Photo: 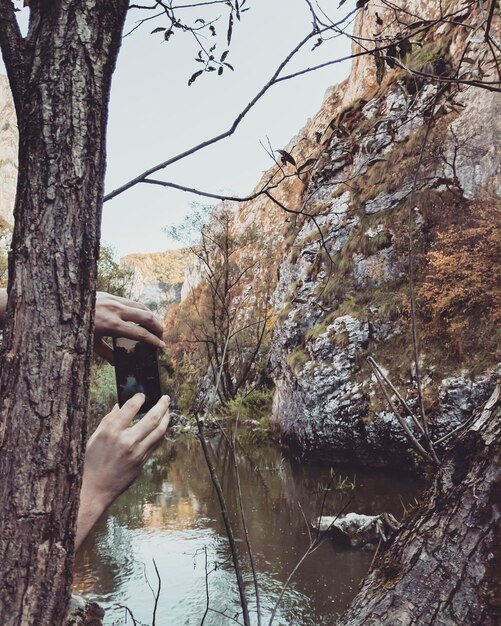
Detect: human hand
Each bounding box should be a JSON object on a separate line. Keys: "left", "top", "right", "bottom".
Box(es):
{"left": 93, "top": 292, "right": 165, "bottom": 363}
{"left": 83, "top": 393, "right": 170, "bottom": 507}
{"left": 76, "top": 394, "right": 170, "bottom": 550}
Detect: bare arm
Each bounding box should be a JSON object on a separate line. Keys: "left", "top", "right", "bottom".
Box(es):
{"left": 0, "top": 289, "right": 166, "bottom": 360}
{"left": 76, "top": 393, "right": 170, "bottom": 551}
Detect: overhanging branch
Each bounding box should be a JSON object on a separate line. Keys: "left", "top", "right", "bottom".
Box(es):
{"left": 103, "top": 27, "right": 318, "bottom": 202}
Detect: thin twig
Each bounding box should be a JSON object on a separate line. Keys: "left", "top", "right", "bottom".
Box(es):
{"left": 297, "top": 500, "right": 313, "bottom": 545}
{"left": 484, "top": 0, "right": 497, "bottom": 41}
{"left": 406, "top": 96, "right": 440, "bottom": 464}
{"left": 114, "top": 604, "right": 139, "bottom": 626}
{"left": 267, "top": 493, "right": 354, "bottom": 626}
{"left": 208, "top": 607, "right": 244, "bottom": 624}
{"left": 368, "top": 537, "right": 383, "bottom": 573}
{"left": 196, "top": 417, "right": 251, "bottom": 626}
{"left": 232, "top": 396, "right": 262, "bottom": 626}
{"left": 200, "top": 546, "right": 210, "bottom": 626}
{"left": 367, "top": 358, "right": 434, "bottom": 463}
{"left": 367, "top": 357, "right": 425, "bottom": 436}
{"left": 151, "top": 558, "right": 161, "bottom": 626}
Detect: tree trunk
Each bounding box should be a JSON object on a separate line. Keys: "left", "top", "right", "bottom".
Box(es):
{"left": 0, "top": 2, "right": 128, "bottom": 625}
{"left": 338, "top": 385, "right": 500, "bottom": 626}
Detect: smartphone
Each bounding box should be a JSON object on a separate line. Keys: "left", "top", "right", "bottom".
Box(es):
{"left": 113, "top": 337, "right": 162, "bottom": 413}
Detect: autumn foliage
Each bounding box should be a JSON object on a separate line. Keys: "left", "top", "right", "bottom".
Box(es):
{"left": 419, "top": 204, "right": 500, "bottom": 358}
{"left": 164, "top": 205, "right": 272, "bottom": 411}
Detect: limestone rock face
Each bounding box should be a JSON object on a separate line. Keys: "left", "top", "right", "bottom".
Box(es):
{"left": 342, "top": 0, "right": 444, "bottom": 106}
{"left": 0, "top": 75, "right": 17, "bottom": 226}
{"left": 121, "top": 249, "right": 191, "bottom": 317}
{"left": 180, "top": 252, "right": 204, "bottom": 302}
{"left": 170, "top": 0, "right": 500, "bottom": 467}
{"left": 266, "top": 1, "right": 500, "bottom": 466}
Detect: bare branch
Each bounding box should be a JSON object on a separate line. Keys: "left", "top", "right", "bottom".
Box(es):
{"left": 113, "top": 604, "right": 140, "bottom": 626}
{"left": 200, "top": 546, "right": 210, "bottom": 626}
{"left": 367, "top": 357, "right": 425, "bottom": 437}
{"left": 151, "top": 558, "right": 161, "bottom": 626}
{"left": 383, "top": 54, "right": 501, "bottom": 92}
{"left": 196, "top": 417, "right": 251, "bottom": 626}
{"left": 367, "top": 357, "right": 435, "bottom": 464}
{"left": 484, "top": 0, "right": 497, "bottom": 41}
{"left": 231, "top": 396, "right": 262, "bottom": 626}
{"left": 104, "top": 25, "right": 326, "bottom": 202}
{"left": 268, "top": 491, "right": 355, "bottom": 626}
{"left": 0, "top": 0, "right": 27, "bottom": 111}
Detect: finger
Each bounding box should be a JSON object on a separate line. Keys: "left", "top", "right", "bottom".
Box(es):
{"left": 130, "top": 395, "right": 170, "bottom": 442}
{"left": 94, "top": 337, "right": 115, "bottom": 365}
{"left": 117, "top": 320, "right": 165, "bottom": 349}
{"left": 96, "top": 291, "right": 149, "bottom": 312}
{"left": 101, "top": 402, "right": 120, "bottom": 425}
{"left": 114, "top": 393, "right": 146, "bottom": 429}
{"left": 102, "top": 293, "right": 149, "bottom": 312}
{"left": 120, "top": 306, "right": 164, "bottom": 340}
{"left": 140, "top": 412, "right": 170, "bottom": 459}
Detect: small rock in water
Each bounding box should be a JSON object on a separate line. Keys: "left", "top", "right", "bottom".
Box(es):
{"left": 312, "top": 512, "right": 400, "bottom": 550}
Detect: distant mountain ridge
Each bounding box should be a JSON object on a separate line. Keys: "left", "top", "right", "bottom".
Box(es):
{"left": 0, "top": 74, "right": 192, "bottom": 318}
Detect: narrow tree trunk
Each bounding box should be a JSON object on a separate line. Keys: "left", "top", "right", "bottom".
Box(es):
{"left": 0, "top": 2, "right": 128, "bottom": 625}
{"left": 338, "top": 385, "right": 500, "bottom": 626}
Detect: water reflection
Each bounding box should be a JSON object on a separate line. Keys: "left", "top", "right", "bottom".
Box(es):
{"left": 74, "top": 434, "right": 422, "bottom": 625}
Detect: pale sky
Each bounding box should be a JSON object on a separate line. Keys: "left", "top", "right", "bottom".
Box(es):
{"left": 1, "top": 1, "right": 353, "bottom": 258}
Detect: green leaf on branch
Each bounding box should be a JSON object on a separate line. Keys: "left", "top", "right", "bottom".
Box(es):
{"left": 188, "top": 70, "right": 204, "bottom": 86}
{"left": 227, "top": 13, "right": 233, "bottom": 45}
{"left": 277, "top": 150, "right": 297, "bottom": 167}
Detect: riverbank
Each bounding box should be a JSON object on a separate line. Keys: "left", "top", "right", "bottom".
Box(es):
{"left": 74, "top": 432, "right": 423, "bottom": 625}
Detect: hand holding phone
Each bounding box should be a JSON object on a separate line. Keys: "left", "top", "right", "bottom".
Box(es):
{"left": 113, "top": 337, "right": 162, "bottom": 413}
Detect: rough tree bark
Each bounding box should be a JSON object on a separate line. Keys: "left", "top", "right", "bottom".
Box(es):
{"left": 338, "top": 385, "right": 500, "bottom": 626}
{"left": 0, "top": 2, "right": 128, "bottom": 625}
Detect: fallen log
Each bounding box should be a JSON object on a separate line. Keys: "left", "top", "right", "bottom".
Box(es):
{"left": 338, "top": 384, "right": 500, "bottom": 626}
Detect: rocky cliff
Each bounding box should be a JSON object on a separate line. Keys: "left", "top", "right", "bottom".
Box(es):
{"left": 0, "top": 74, "right": 17, "bottom": 227}
{"left": 177, "top": 0, "right": 500, "bottom": 467}
{"left": 267, "top": 1, "right": 500, "bottom": 466}
{"left": 1, "top": 1, "right": 499, "bottom": 469}
{"left": 121, "top": 249, "right": 191, "bottom": 315}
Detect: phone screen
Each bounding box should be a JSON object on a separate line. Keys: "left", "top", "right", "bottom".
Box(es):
{"left": 113, "top": 337, "right": 162, "bottom": 413}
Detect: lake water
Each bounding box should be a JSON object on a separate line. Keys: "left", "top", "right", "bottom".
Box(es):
{"left": 74, "top": 432, "right": 422, "bottom": 626}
